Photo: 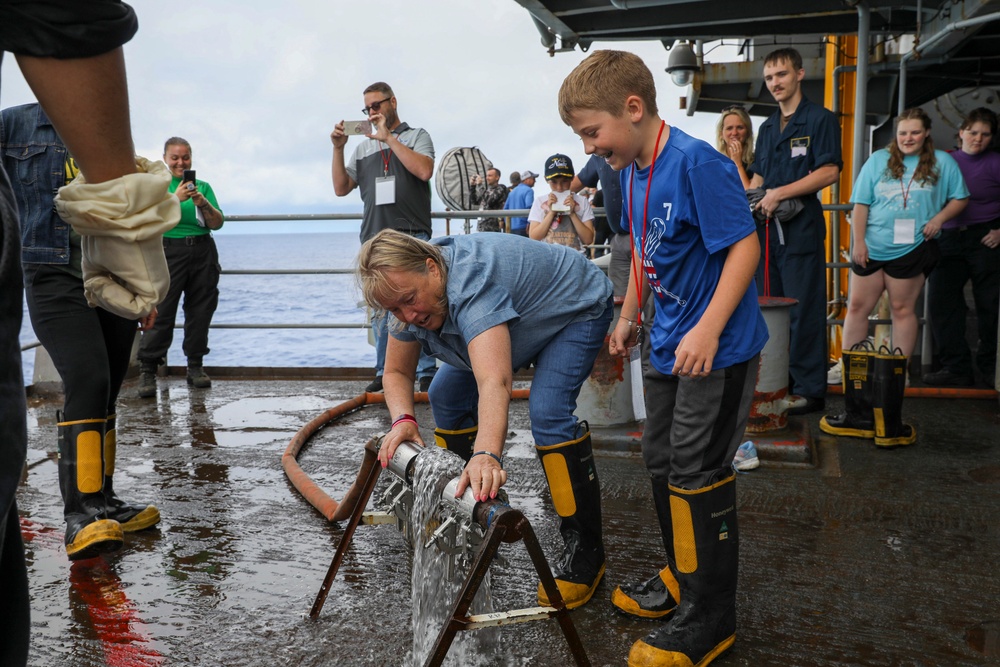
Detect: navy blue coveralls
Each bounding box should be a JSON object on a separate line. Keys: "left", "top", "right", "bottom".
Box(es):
{"left": 752, "top": 96, "right": 842, "bottom": 400}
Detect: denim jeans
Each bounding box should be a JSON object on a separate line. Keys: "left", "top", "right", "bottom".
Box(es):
{"left": 372, "top": 230, "right": 436, "bottom": 380}
{"left": 427, "top": 299, "right": 613, "bottom": 446}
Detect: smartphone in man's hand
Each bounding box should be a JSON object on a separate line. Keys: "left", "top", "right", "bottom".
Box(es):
{"left": 343, "top": 120, "right": 372, "bottom": 136}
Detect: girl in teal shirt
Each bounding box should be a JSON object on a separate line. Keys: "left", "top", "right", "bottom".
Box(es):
{"left": 844, "top": 108, "right": 968, "bottom": 359}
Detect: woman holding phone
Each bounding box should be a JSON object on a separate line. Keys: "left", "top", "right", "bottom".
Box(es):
{"left": 136, "top": 137, "right": 224, "bottom": 398}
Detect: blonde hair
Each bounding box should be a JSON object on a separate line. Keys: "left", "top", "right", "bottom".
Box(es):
{"left": 885, "top": 108, "right": 938, "bottom": 186}
{"left": 356, "top": 229, "right": 448, "bottom": 320}
{"left": 558, "top": 50, "right": 657, "bottom": 124}
{"left": 715, "top": 108, "right": 755, "bottom": 168}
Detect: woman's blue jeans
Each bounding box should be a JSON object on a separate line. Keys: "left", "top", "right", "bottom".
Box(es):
{"left": 427, "top": 300, "right": 613, "bottom": 446}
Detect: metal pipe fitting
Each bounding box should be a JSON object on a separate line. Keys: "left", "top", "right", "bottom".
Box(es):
{"left": 386, "top": 440, "right": 422, "bottom": 483}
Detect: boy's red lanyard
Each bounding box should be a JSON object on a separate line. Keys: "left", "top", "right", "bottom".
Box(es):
{"left": 627, "top": 120, "right": 666, "bottom": 330}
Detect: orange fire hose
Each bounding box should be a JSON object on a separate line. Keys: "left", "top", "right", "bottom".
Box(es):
{"left": 283, "top": 389, "right": 531, "bottom": 521}
{"left": 825, "top": 385, "right": 998, "bottom": 399}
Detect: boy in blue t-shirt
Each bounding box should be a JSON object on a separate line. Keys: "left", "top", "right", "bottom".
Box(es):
{"left": 559, "top": 50, "right": 768, "bottom": 667}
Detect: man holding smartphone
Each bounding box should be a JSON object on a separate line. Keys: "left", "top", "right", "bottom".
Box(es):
{"left": 330, "top": 82, "right": 437, "bottom": 393}
{"left": 137, "top": 137, "right": 224, "bottom": 397}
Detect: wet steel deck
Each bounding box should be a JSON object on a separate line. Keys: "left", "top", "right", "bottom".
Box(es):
{"left": 18, "top": 373, "right": 1000, "bottom": 666}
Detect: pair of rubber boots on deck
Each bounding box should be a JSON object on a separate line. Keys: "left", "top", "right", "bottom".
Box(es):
{"left": 614, "top": 474, "right": 739, "bottom": 667}
{"left": 58, "top": 414, "right": 161, "bottom": 560}
{"left": 435, "top": 423, "right": 605, "bottom": 610}
{"left": 819, "top": 342, "right": 916, "bottom": 447}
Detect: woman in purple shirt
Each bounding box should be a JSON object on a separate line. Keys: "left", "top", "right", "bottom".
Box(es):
{"left": 926, "top": 108, "right": 1000, "bottom": 388}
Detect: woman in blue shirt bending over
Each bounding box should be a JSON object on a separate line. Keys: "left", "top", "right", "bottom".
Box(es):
{"left": 357, "top": 229, "right": 613, "bottom": 610}
{"left": 821, "top": 108, "right": 968, "bottom": 447}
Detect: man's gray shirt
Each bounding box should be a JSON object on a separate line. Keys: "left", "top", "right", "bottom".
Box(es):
{"left": 346, "top": 122, "right": 434, "bottom": 242}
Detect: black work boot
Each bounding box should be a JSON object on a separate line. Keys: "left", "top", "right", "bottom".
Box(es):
{"left": 186, "top": 362, "right": 211, "bottom": 389}
{"left": 433, "top": 426, "right": 476, "bottom": 463}
{"left": 57, "top": 416, "right": 123, "bottom": 560}
{"left": 137, "top": 361, "right": 157, "bottom": 399}
{"left": 535, "top": 424, "right": 605, "bottom": 609}
{"left": 628, "top": 474, "right": 739, "bottom": 667}
{"left": 872, "top": 347, "right": 916, "bottom": 447}
{"left": 613, "top": 479, "right": 680, "bottom": 619}
{"left": 103, "top": 415, "right": 161, "bottom": 532}
{"left": 820, "top": 341, "right": 876, "bottom": 439}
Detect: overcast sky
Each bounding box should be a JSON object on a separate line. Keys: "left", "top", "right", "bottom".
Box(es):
{"left": 0, "top": 0, "right": 730, "bottom": 233}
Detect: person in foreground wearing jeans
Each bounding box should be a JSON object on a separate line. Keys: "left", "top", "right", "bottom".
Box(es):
{"left": 358, "top": 229, "right": 613, "bottom": 611}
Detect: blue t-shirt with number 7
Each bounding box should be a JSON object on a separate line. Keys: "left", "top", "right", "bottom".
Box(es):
{"left": 621, "top": 126, "right": 768, "bottom": 375}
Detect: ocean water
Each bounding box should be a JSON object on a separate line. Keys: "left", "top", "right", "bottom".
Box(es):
{"left": 18, "top": 231, "right": 377, "bottom": 383}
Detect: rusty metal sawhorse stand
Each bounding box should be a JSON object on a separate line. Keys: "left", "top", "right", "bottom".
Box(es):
{"left": 307, "top": 437, "right": 591, "bottom": 667}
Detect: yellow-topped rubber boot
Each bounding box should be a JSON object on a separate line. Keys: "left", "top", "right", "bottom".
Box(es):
{"left": 613, "top": 566, "right": 681, "bottom": 619}
{"left": 628, "top": 474, "right": 738, "bottom": 667}
{"left": 872, "top": 347, "right": 917, "bottom": 447}
{"left": 535, "top": 425, "right": 605, "bottom": 610}
{"left": 57, "top": 417, "right": 124, "bottom": 561}
{"left": 104, "top": 415, "right": 160, "bottom": 532}
{"left": 433, "top": 425, "right": 477, "bottom": 463}
{"left": 820, "top": 341, "right": 876, "bottom": 439}
{"left": 613, "top": 480, "right": 680, "bottom": 619}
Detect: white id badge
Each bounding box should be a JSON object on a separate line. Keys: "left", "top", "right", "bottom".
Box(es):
{"left": 893, "top": 218, "right": 916, "bottom": 245}
{"left": 375, "top": 176, "right": 396, "bottom": 206}
{"left": 630, "top": 346, "right": 646, "bottom": 421}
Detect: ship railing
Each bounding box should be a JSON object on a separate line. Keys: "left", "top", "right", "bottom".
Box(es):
{"left": 17, "top": 204, "right": 922, "bottom": 358}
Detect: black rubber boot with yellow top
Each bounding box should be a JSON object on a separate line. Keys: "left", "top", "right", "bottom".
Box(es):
{"left": 628, "top": 473, "right": 738, "bottom": 667}
{"left": 872, "top": 347, "right": 917, "bottom": 447}
{"left": 535, "top": 424, "right": 605, "bottom": 610}
{"left": 104, "top": 415, "right": 161, "bottom": 532}
{"left": 613, "top": 480, "right": 680, "bottom": 619}
{"left": 820, "top": 341, "right": 876, "bottom": 439}
{"left": 433, "top": 425, "right": 476, "bottom": 463}
{"left": 57, "top": 416, "right": 123, "bottom": 560}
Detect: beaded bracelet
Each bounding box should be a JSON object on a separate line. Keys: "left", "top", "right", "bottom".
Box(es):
{"left": 391, "top": 413, "right": 417, "bottom": 429}
{"left": 470, "top": 450, "right": 503, "bottom": 467}
{"left": 620, "top": 316, "right": 641, "bottom": 332}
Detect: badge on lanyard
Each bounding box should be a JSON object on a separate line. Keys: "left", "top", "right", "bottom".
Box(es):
{"left": 376, "top": 176, "right": 396, "bottom": 206}
{"left": 893, "top": 218, "right": 916, "bottom": 244}
{"left": 629, "top": 343, "right": 646, "bottom": 421}
{"left": 790, "top": 136, "right": 809, "bottom": 158}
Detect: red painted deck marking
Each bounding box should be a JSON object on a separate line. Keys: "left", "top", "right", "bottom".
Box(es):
{"left": 21, "top": 518, "right": 165, "bottom": 666}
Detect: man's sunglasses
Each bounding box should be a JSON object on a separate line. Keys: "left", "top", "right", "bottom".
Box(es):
{"left": 362, "top": 97, "right": 392, "bottom": 116}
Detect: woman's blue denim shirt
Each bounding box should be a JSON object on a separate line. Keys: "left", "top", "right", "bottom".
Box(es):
{"left": 0, "top": 103, "right": 70, "bottom": 265}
